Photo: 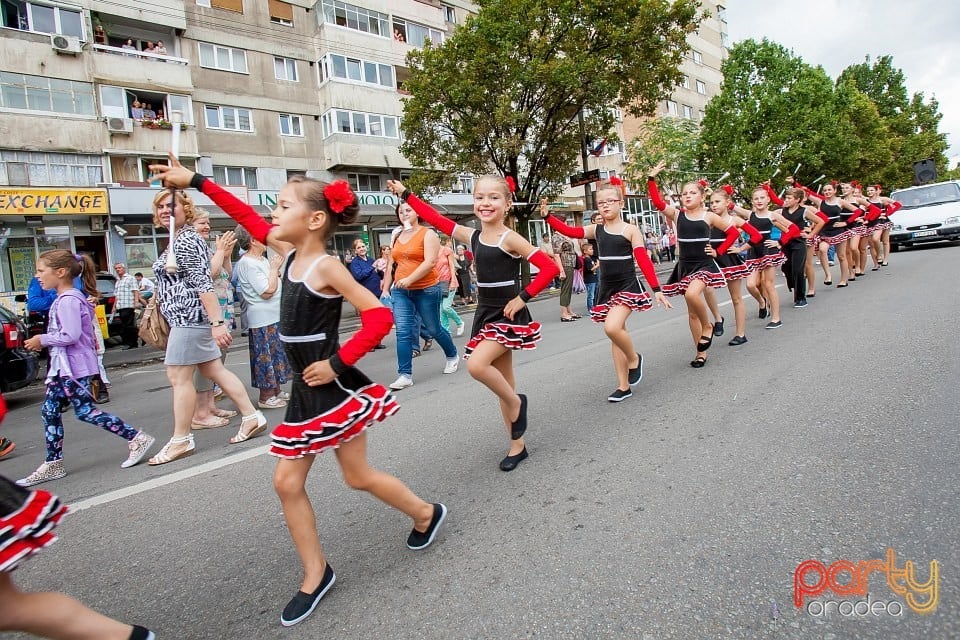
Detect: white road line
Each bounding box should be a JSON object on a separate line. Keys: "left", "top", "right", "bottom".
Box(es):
{"left": 70, "top": 444, "right": 270, "bottom": 512}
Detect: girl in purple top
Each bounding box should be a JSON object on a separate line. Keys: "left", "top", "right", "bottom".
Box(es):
{"left": 16, "top": 251, "right": 155, "bottom": 487}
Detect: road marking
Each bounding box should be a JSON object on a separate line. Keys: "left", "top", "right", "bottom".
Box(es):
{"left": 70, "top": 444, "right": 270, "bottom": 512}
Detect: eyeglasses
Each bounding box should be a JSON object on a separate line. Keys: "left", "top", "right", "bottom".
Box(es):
{"left": 596, "top": 199, "right": 621, "bottom": 208}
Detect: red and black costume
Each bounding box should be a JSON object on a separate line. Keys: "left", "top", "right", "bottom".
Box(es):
{"left": 709, "top": 219, "right": 751, "bottom": 281}
{"left": 745, "top": 212, "right": 787, "bottom": 271}
{"left": 662, "top": 212, "right": 728, "bottom": 296}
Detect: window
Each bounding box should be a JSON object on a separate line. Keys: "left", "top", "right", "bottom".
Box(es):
{"left": 721, "top": 31, "right": 730, "bottom": 49}
{"left": 611, "top": 107, "right": 623, "bottom": 122}
{"left": 665, "top": 100, "right": 678, "bottom": 117}
{"left": 682, "top": 104, "right": 693, "bottom": 119}
{"left": 717, "top": 5, "right": 726, "bottom": 22}
{"left": 320, "top": 0, "right": 388, "bottom": 37}
{"left": 274, "top": 56, "right": 298, "bottom": 81}
{"left": 696, "top": 79, "right": 707, "bottom": 95}
{"left": 0, "top": 150, "right": 102, "bottom": 186}
{"left": 692, "top": 50, "right": 703, "bottom": 65}
{"left": 321, "top": 109, "right": 399, "bottom": 139}
{"left": 198, "top": 43, "right": 248, "bottom": 73}
{"left": 698, "top": 110, "right": 705, "bottom": 121}
{"left": 211, "top": 0, "right": 242, "bottom": 12}
{"left": 167, "top": 94, "right": 194, "bottom": 125}
{"left": 98, "top": 86, "right": 193, "bottom": 124}
{"left": 0, "top": 72, "right": 94, "bottom": 115}
{"left": 279, "top": 113, "right": 302, "bottom": 136}
{"left": 442, "top": 4, "right": 455, "bottom": 23}
{"left": 320, "top": 53, "right": 394, "bottom": 88}
{"left": 392, "top": 18, "right": 443, "bottom": 47}
{"left": 205, "top": 105, "right": 253, "bottom": 131}
{"left": 1, "top": 1, "right": 84, "bottom": 38}
{"left": 268, "top": 0, "right": 293, "bottom": 25}
{"left": 347, "top": 173, "right": 381, "bottom": 192}
{"left": 196, "top": 0, "right": 210, "bottom": 6}
{"left": 212, "top": 166, "right": 257, "bottom": 188}
{"left": 680, "top": 75, "right": 690, "bottom": 89}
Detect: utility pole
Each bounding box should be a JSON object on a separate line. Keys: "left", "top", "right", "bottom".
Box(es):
{"left": 577, "top": 110, "right": 594, "bottom": 213}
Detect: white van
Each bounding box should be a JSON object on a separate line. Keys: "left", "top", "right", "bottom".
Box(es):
{"left": 889, "top": 181, "right": 960, "bottom": 251}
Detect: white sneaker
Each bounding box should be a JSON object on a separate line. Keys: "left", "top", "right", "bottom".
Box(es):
{"left": 389, "top": 375, "right": 413, "bottom": 390}
{"left": 258, "top": 395, "right": 289, "bottom": 409}
{"left": 17, "top": 460, "right": 66, "bottom": 487}
{"left": 122, "top": 431, "right": 155, "bottom": 468}
{"left": 456, "top": 323, "right": 465, "bottom": 337}
{"left": 443, "top": 357, "right": 460, "bottom": 374}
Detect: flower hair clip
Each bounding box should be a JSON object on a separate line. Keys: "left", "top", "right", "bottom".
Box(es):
{"left": 323, "top": 180, "right": 356, "bottom": 215}
{"left": 721, "top": 184, "right": 734, "bottom": 196}
{"left": 504, "top": 176, "right": 517, "bottom": 194}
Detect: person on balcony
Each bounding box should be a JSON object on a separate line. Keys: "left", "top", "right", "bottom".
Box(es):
{"left": 144, "top": 41, "right": 157, "bottom": 55}
{"left": 121, "top": 39, "right": 137, "bottom": 56}
{"left": 130, "top": 100, "right": 144, "bottom": 120}
{"left": 142, "top": 103, "right": 156, "bottom": 120}
{"left": 155, "top": 40, "right": 168, "bottom": 56}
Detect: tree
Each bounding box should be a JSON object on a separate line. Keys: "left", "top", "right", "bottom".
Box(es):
{"left": 833, "top": 81, "right": 895, "bottom": 185}
{"left": 699, "top": 39, "right": 854, "bottom": 193}
{"left": 837, "top": 55, "right": 949, "bottom": 187}
{"left": 622, "top": 116, "right": 702, "bottom": 197}
{"left": 400, "top": 0, "right": 703, "bottom": 232}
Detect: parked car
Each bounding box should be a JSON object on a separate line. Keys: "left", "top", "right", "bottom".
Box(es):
{"left": 95, "top": 272, "right": 117, "bottom": 314}
{"left": 0, "top": 303, "right": 40, "bottom": 392}
{"left": 889, "top": 181, "right": 960, "bottom": 251}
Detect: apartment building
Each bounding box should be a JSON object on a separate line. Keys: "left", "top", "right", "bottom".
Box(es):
{"left": 0, "top": 0, "right": 475, "bottom": 295}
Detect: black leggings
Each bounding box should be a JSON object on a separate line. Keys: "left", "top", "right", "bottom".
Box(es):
{"left": 781, "top": 241, "right": 808, "bottom": 302}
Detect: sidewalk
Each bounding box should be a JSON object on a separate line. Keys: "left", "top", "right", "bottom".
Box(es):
{"left": 102, "top": 261, "right": 677, "bottom": 370}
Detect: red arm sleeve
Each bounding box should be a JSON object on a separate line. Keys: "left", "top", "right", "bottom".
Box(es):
{"left": 646, "top": 178, "right": 668, "bottom": 211}
{"left": 779, "top": 224, "right": 801, "bottom": 246}
{"left": 864, "top": 204, "right": 883, "bottom": 222}
{"left": 741, "top": 222, "right": 763, "bottom": 245}
{"left": 332, "top": 306, "right": 394, "bottom": 373}
{"left": 197, "top": 177, "right": 273, "bottom": 244}
{"left": 545, "top": 214, "right": 585, "bottom": 238}
{"left": 846, "top": 206, "right": 864, "bottom": 223}
{"left": 815, "top": 211, "right": 829, "bottom": 223}
{"left": 402, "top": 191, "right": 456, "bottom": 236}
{"left": 632, "top": 246, "right": 661, "bottom": 291}
{"left": 764, "top": 183, "right": 784, "bottom": 207}
{"left": 521, "top": 249, "right": 560, "bottom": 302}
{"left": 886, "top": 201, "right": 902, "bottom": 216}
{"left": 716, "top": 224, "right": 742, "bottom": 255}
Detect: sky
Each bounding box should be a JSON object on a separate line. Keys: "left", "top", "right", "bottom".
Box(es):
{"left": 725, "top": 0, "right": 960, "bottom": 168}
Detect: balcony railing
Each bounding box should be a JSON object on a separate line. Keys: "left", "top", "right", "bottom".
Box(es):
{"left": 92, "top": 43, "right": 188, "bottom": 65}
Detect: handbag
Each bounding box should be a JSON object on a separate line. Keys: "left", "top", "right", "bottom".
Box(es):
{"left": 138, "top": 293, "right": 170, "bottom": 350}
{"left": 572, "top": 268, "right": 586, "bottom": 294}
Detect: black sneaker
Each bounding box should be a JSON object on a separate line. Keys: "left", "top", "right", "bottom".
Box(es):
{"left": 765, "top": 321, "right": 783, "bottom": 329}
{"left": 713, "top": 318, "right": 724, "bottom": 337}
{"left": 129, "top": 625, "right": 156, "bottom": 640}
{"left": 407, "top": 503, "right": 447, "bottom": 550}
{"left": 758, "top": 304, "right": 768, "bottom": 320}
{"left": 607, "top": 388, "right": 632, "bottom": 402}
{"left": 280, "top": 563, "right": 336, "bottom": 627}
{"left": 728, "top": 335, "right": 748, "bottom": 346}
{"left": 510, "top": 394, "right": 527, "bottom": 440}
{"left": 628, "top": 353, "right": 643, "bottom": 386}
{"left": 794, "top": 299, "right": 808, "bottom": 308}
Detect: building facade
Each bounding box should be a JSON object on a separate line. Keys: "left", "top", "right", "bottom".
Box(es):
{"left": 0, "top": 0, "right": 476, "bottom": 295}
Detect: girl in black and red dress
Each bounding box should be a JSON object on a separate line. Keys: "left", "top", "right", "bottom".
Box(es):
{"left": 386, "top": 176, "right": 559, "bottom": 472}
{"left": 705, "top": 186, "right": 752, "bottom": 345}
{"left": 540, "top": 179, "right": 671, "bottom": 402}
{"left": 797, "top": 181, "right": 866, "bottom": 288}
{"left": 646, "top": 164, "right": 762, "bottom": 367}
{"left": 150, "top": 157, "right": 446, "bottom": 628}
{"left": 732, "top": 187, "right": 788, "bottom": 328}
{"left": 767, "top": 186, "right": 826, "bottom": 308}
{"left": 864, "top": 184, "right": 902, "bottom": 270}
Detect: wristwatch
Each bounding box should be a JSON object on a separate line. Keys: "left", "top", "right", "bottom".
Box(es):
{"left": 210, "top": 320, "right": 225, "bottom": 327}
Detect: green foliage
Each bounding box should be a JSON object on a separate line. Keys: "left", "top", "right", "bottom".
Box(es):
{"left": 622, "top": 117, "right": 702, "bottom": 196}
{"left": 400, "top": 0, "right": 703, "bottom": 226}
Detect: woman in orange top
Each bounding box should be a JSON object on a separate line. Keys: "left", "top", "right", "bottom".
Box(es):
{"left": 381, "top": 202, "right": 459, "bottom": 390}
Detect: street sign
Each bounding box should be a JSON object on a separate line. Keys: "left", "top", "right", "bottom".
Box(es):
{"left": 569, "top": 169, "right": 600, "bottom": 188}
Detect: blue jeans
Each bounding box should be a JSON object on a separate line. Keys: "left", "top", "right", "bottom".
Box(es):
{"left": 827, "top": 245, "right": 837, "bottom": 262}
{"left": 392, "top": 284, "right": 457, "bottom": 376}
{"left": 585, "top": 281, "right": 598, "bottom": 312}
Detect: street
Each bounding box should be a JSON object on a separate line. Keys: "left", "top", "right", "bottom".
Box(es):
{"left": 2, "top": 245, "right": 958, "bottom": 639}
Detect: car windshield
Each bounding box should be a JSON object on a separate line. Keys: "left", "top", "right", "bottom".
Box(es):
{"left": 96, "top": 277, "right": 116, "bottom": 295}
{"left": 892, "top": 183, "right": 960, "bottom": 210}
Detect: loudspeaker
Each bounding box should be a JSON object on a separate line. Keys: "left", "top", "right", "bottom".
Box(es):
{"left": 913, "top": 159, "right": 937, "bottom": 185}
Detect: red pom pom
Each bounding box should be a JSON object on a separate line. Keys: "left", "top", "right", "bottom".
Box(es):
{"left": 323, "top": 180, "right": 356, "bottom": 215}
{"left": 609, "top": 175, "right": 623, "bottom": 186}
{"left": 721, "top": 184, "right": 734, "bottom": 196}
{"left": 504, "top": 176, "right": 517, "bottom": 194}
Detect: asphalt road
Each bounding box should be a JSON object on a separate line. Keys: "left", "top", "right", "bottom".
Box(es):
{"left": 2, "top": 245, "right": 957, "bottom": 639}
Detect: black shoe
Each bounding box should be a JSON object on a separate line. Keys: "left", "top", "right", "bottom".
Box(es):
{"left": 794, "top": 299, "right": 808, "bottom": 308}
{"left": 96, "top": 393, "right": 110, "bottom": 404}
{"left": 836, "top": 283, "right": 848, "bottom": 288}
{"left": 280, "top": 563, "right": 336, "bottom": 627}
{"left": 374, "top": 343, "right": 388, "bottom": 350}
{"left": 713, "top": 318, "right": 724, "bottom": 337}
{"left": 407, "top": 503, "right": 447, "bottom": 550}
{"left": 607, "top": 388, "right": 632, "bottom": 402}
{"left": 765, "top": 321, "right": 783, "bottom": 329}
{"left": 728, "top": 335, "right": 748, "bottom": 346}
{"left": 499, "top": 448, "right": 528, "bottom": 471}
{"left": 758, "top": 304, "right": 768, "bottom": 320}
{"left": 627, "top": 353, "right": 643, "bottom": 386}
{"left": 510, "top": 394, "right": 527, "bottom": 440}
{"left": 129, "top": 625, "right": 156, "bottom": 640}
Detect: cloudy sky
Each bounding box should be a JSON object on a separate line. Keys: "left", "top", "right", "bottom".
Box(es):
{"left": 725, "top": 0, "right": 960, "bottom": 166}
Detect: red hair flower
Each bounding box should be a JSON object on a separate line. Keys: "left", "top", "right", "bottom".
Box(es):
{"left": 323, "top": 180, "right": 356, "bottom": 215}
{"left": 698, "top": 179, "right": 709, "bottom": 188}
{"left": 721, "top": 184, "right": 734, "bottom": 196}
{"left": 505, "top": 176, "right": 517, "bottom": 194}
{"left": 850, "top": 179, "right": 861, "bottom": 188}
{"left": 609, "top": 175, "right": 623, "bottom": 186}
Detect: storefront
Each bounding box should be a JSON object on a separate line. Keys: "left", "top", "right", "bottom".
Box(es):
{"left": 0, "top": 188, "right": 111, "bottom": 303}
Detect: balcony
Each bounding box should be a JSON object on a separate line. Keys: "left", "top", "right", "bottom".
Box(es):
{"left": 321, "top": 135, "right": 407, "bottom": 172}
{"left": 90, "top": 44, "right": 192, "bottom": 90}
{"left": 88, "top": 0, "right": 187, "bottom": 31}
{"left": 106, "top": 119, "right": 199, "bottom": 157}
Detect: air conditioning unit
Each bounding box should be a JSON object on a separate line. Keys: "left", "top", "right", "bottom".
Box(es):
{"left": 50, "top": 34, "right": 82, "bottom": 54}
{"left": 106, "top": 117, "right": 134, "bottom": 134}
